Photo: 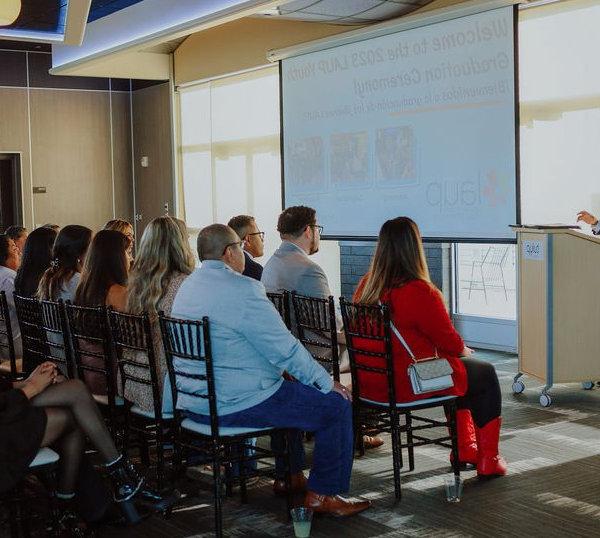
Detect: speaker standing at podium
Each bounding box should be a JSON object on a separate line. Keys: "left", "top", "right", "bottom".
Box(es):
{"left": 576, "top": 210, "right": 600, "bottom": 234}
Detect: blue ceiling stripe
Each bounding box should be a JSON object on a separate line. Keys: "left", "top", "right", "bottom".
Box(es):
{"left": 88, "top": 0, "right": 146, "bottom": 23}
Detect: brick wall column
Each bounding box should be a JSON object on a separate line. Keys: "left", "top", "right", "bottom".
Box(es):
{"left": 340, "top": 241, "right": 451, "bottom": 301}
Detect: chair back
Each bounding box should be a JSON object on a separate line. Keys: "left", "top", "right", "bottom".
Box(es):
{"left": 64, "top": 303, "right": 119, "bottom": 411}
{"left": 39, "top": 299, "right": 75, "bottom": 378}
{"left": 266, "top": 291, "right": 291, "bottom": 330}
{"left": 13, "top": 294, "right": 48, "bottom": 375}
{"left": 109, "top": 310, "right": 164, "bottom": 420}
{"left": 0, "top": 290, "right": 19, "bottom": 379}
{"left": 291, "top": 292, "right": 340, "bottom": 381}
{"left": 339, "top": 297, "right": 397, "bottom": 410}
{"left": 158, "top": 314, "right": 218, "bottom": 438}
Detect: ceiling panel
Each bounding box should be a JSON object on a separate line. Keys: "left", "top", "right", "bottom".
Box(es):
{"left": 258, "top": 0, "right": 432, "bottom": 24}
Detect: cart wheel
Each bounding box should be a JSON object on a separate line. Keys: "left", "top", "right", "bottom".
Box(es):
{"left": 582, "top": 381, "right": 594, "bottom": 391}
{"left": 512, "top": 380, "right": 525, "bottom": 394}
{"left": 539, "top": 393, "right": 552, "bottom": 407}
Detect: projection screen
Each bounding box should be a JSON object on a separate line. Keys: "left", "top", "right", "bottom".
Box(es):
{"left": 280, "top": 5, "right": 518, "bottom": 241}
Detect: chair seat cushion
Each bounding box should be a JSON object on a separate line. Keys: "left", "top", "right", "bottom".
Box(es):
{"left": 181, "top": 418, "right": 272, "bottom": 437}
{"left": 130, "top": 404, "right": 174, "bottom": 420}
{"left": 29, "top": 448, "right": 60, "bottom": 468}
{"left": 93, "top": 394, "right": 125, "bottom": 406}
{"left": 0, "top": 358, "right": 22, "bottom": 374}
{"left": 360, "top": 395, "right": 456, "bottom": 408}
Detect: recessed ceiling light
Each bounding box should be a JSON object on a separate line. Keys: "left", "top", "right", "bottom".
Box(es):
{"left": 0, "top": 0, "right": 21, "bottom": 27}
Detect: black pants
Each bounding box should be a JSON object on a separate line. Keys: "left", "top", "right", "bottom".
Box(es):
{"left": 456, "top": 358, "right": 502, "bottom": 428}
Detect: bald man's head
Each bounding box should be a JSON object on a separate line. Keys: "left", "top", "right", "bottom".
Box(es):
{"left": 197, "top": 224, "right": 237, "bottom": 261}
{"left": 197, "top": 224, "right": 246, "bottom": 273}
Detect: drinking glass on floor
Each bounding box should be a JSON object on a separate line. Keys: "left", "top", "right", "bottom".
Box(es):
{"left": 291, "top": 507, "right": 313, "bottom": 537}
{"left": 444, "top": 475, "right": 463, "bottom": 503}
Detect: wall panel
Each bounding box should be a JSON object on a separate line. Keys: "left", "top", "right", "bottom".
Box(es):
{"left": 111, "top": 91, "right": 134, "bottom": 221}
{"left": 29, "top": 89, "right": 114, "bottom": 229}
{"left": 132, "top": 82, "right": 173, "bottom": 235}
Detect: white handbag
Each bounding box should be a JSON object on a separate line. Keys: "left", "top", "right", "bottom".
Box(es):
{"left": 389, "top": 320, "right": 454, "bottom": 395}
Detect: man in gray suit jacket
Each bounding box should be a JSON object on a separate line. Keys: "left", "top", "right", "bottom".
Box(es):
{"left": 171, "top": 224, "right": 370, "bottom": 517}
{"left": 262, "top": 206, "right": 384, "bottom": 450}
{"left": 262, "top": 206, "right": 337, "bottom": 329}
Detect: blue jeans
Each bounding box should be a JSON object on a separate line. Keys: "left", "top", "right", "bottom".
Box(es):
{"left": 187, "top": 380, "right": 354, "bottom": 496}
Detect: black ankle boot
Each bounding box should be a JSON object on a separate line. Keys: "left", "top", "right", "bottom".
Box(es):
{"left": 105, "top": 456, "right": 145, "bottom": 503}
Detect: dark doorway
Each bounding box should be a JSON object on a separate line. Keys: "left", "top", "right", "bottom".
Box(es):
{"left": 0, "top": 154, "right": 23, "bottom": 230}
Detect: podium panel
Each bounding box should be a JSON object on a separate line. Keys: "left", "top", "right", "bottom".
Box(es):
{"left": 515, "top": 228, "right": 600, "bottom": 405}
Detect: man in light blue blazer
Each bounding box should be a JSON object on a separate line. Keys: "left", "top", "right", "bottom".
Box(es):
{"left": 170, "top": 224, "right": 370, "bottom": 517}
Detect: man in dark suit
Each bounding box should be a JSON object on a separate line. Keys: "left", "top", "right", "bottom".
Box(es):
{"left": 228, "top": 215, "right": 264, "bottom": 281}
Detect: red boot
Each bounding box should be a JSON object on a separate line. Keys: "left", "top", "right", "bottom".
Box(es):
{"left": 475, "top": 417, "right": 507, "bottom": 477}
{"left": 449, "top": 409, "right": 478, "bottom": 466}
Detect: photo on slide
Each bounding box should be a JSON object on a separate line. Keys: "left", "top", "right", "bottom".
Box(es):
{"left": 286, "top": 137, "right": 327, "bottom": 193}
{"left": 375, "top": 126, "right": 417, "bottom": 185}
{"left": 330, "top": 131, "right": 371, "bottom": 188}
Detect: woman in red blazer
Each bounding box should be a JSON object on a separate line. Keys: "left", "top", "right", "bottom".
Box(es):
{"left": 353, "top": 217, "right": 506, "bottom": 477}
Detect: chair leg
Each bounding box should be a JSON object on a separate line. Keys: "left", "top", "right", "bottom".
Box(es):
{"left": 239, "top": 442, "right": 248, "bottom": 504}
{"left": 353, "top": 409, "right": 365, "bottom": 457}
{"left": 156, "top": 427, "right": 165, "bottom": 492}
{"left": 406, "top": 412, "right": 415, "bottom": 472}
{"left": 284, "top": 434, "right": 292, "bottom": 521}
{"left": 390, "top": 414, "right": 403, "bottom": 501}
{"left": 212, "top": 455, "right": 224, "bottom": 538}
{"left": 139, "top": 435, "right": 151, "bottom": 468}
{"left": 446, "top": 403, "right": 461, "bottom": 481}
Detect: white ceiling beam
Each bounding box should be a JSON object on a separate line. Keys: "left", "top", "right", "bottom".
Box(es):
{"left": 63, "top": 0, "right": 92, "bottom": 46}
{"left": 51, "top": 0, "right": 295, "bottom": 76}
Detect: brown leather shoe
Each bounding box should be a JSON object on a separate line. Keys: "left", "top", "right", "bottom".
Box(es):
{"left": 304, "top": 490, "right": 371, "bottom": 517}
{"left": 363, "top": 435, "right": 384, "bottom": 449}
{"left": 272, "top": 472, "right": 307, "bottom": 496}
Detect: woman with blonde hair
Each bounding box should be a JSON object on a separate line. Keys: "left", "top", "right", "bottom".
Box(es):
{"left": 125, "top": 216, "right": 195, "bottom": 411}
{"left": 354, "top": 217, "right": 506, "bottom": 477}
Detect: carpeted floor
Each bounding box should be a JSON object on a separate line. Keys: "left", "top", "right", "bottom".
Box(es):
{"left": 100, "top": 350, "right": 600, "bottom": 537}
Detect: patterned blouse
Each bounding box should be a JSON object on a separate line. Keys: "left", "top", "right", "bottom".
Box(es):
{"left": 123, "top": 272, "right": 188, "bottom": 412}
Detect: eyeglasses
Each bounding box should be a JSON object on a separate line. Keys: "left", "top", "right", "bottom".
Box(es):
{"left": 246, "top": 231, "right": 265, "bottom": 241}
{"left": 309, "top": 225, "right": 323, "bottom": 236}
{"left": 222, "top": 240, "right": 243, "bottom": 255}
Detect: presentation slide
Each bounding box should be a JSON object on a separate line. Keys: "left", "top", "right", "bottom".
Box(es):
{"left": 281, "top": 6, "right": 517, "bottom": 240}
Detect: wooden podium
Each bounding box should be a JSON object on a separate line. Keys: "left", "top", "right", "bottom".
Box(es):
{"left": 514, "top": 227, "right": 600, "bottom": 406}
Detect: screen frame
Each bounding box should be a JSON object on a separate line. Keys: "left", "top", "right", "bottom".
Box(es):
{"left": 278, "top": 4, "right": 521, "bottom": 245}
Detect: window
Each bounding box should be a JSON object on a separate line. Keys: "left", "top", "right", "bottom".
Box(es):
{"left": 177, "top": 66, "right": 341, "bottom": 296}
{"left": 454, "top": 244, "right": 516, "bottom": 320}
{"left": 179, "top": 68, "right": 281, "bottom": 257}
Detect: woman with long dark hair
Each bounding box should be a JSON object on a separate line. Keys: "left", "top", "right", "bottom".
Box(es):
{"left": 74, "top": 230, "right": 129, "bottom": 395}
{"left": 354, "top": 217, "right": 506, "bottom": 477}
{"left": 75, "top": 230, "right": 129, "bottom": 311}
{"left": 14, "top": 226, "right": 57, "bottom": 297}
{"left": 37, "top": 225, "right": 93, "bottom": 301}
